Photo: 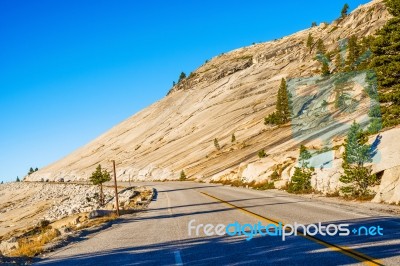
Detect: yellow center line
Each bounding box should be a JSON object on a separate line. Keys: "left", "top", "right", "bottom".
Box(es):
{"left": 200, "top": 191, "right": 384, "bottom": 266}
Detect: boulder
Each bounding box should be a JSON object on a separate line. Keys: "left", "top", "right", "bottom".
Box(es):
{"left": 88, "top": 210, "right": 113, "bottom": 219}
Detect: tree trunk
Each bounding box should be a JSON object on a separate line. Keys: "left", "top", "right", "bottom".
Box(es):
{"left": 100, "top": 183, "right": 104, "bottom": 206}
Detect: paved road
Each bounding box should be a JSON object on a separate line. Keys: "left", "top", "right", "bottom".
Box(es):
{"left": 34, "top": 182, "right": 400, "bottom": 265}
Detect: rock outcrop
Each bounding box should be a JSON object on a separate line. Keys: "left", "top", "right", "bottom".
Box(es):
{"left": 24, "top": 1, "right": 400, "bottom": 203}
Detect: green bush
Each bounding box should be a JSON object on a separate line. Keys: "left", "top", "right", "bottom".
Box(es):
{"left": 258, "top": 149, "right": 267, "bottom": 158}
{"left": 180, "top": 170, "right": 187, "bottom": 181}
{"left": 287, "top": 167, "right": 313, "bottom": 194}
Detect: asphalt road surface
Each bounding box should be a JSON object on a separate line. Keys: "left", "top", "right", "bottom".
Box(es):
{"left": 34, "top": 181, "right": 400, "bottom": 265}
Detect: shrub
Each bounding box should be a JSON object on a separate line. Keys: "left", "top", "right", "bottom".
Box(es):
{"left": 287, "top": 167, "right": 313, "bottom": 194}
{"left": 180, "top": 170, "right": 187, "bottom": 181}
{"left": 250, "top": 180, "right": 275, "bottom": 190}
{"left": 258, "top": 149, "right": 267, "bottom": 158}
{"left": 214, "top": 138, "right": 221, "bottom": 150}
{"left": 287, "top": 145, "right": 314, "bottom": 193}
{"left": 270, "top": 170, "right": 280, "bottom": 180}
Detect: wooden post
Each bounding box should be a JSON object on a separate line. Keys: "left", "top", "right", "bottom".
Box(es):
{"left": 112, "top": 160, "right": 120, "bottom": 216}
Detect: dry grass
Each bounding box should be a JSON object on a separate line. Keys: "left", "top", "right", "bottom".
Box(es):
{"left": 213, "top": 179, "right": 275, "bottom": 190}
{"left": 73, "top": 212, "right": 118, "bottom": 230}
{"left": 10, "top": 229, "right": 60, "bottom": 257}
{"left": 9, "top": 212, "right": 118, "bottom": 258}
{"left": 326, "top": 190, "right": 340, "bottom": 197}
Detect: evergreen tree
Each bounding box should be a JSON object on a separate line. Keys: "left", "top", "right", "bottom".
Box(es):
{"left": 346, "top": 35, "right": 361, "bottom": 70}
{"left": 341, "top": 3, "right": 350, "bottom": 19}
{"left": 28, "top": 167, "right": 34, "bottom": 175}
{"left": 277, "top": 78, "right": 291, "bottom": 123}
{"left": 311, "top": 22, "right": 317, "bottom": 27}
{"left": 321, "top": 61, "right": 330, "bottom": 76}
{"left": 89, "top": 164, "right": 111, "bottom": 205}
{"left": 16, "top": 176, "right": 20, "bottom": 182}
{"left": 306, "top": 33, "right": 314, "bottom": 53}
{"left": 288, "top": 145, "right": 314, "bottom": 193}
{"left": 264, "top": 79, "right": 291, "bottom": 125}
{"left": 339, "top": 122, "right": 378, "bottom": 197}
{"left": 370, "top": 0, "right": 400, "bottom": 127}
{"left": 180, "top": 170, "right": 187, "bottom": 181}
{"left": 316, "top": 39, "right": 327, "bottom": 55}
{"left": 35, "top": 167, "right": 38, "bottom": 172}
{"left": 334, "top": 51, "right": 343, "bottom": 71}
{"left": 173, "top": 81, "right": 176, "bottom": 86}
{"left": 178, "top": 72, "right": 186, "bottom": 82}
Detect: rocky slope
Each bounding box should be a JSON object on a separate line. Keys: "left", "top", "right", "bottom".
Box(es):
{"left": 26, "top": 0, "right": 400, "bottom": 203}
{"left": 0, "top": 183, "right": 150, "bottom": 243}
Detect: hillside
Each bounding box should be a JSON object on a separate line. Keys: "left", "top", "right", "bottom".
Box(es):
{"left": 26, "top": 0, "right": 400, "bottom": 202}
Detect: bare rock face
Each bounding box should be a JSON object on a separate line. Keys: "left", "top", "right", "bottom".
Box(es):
{"left": 23, "top": 1, "right": 400, "bottom": 203}
{"left": 373, "top": 165, "right": 400, "bottom": 204}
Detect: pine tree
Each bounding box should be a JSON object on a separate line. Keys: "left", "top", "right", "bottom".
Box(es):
{"left": 264, "top": 79, "right": 290, "bottom": 125}
{"left": 288, "top": 145, "right": 313, "bottom": 193}
{"left": 311, "top": 22, "right": 317, "bottom": 27}
{"left": 16, "top": 176, "right": 20, "bottom": 182}
{"left": 28, "top": 167, "right": 34, "bottom": 175}
{"left": 89, "top": 164, "right": 111, "bottom": 205}
{"left": 316, "top": 39, "right": 326, "bottom": 55}
{"left": 346, "top": 35, "right": 361, "bottom": 70}
{"left": 339, "top": 122, "right": 377, "bottom": 198}
{"left": 341, "top": 3, "right": 350, "bottom": 19}
{"left": 178, "top": 72, "right": 186, "bottom": 82}
{"left": 306, "top": 33, "right": 314, "bottom": 53}
{"left": 299, "top": 145, "right": 312, "bottom": 167}
{"left": 277, "top": 78, "right": 291, "bottom": 123}
{"left": 321, "top": 61, "right": 330, "bottom": 76}
{"left": 334, "top": 49, "right": 343, "bottom": 71}
{"left": 370, "top": 0, "right": 400, "bottom": 127}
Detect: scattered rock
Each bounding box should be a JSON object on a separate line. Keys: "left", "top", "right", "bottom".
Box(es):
{"left": 88, "top": 210, "right": 113, "bottom": 219}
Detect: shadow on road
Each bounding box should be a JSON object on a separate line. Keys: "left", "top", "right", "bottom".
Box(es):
{"left": 33, "top": 216, "right": 400, "bottom": 265}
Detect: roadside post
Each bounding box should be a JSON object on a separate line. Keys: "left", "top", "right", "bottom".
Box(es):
{"left": 112, "top": 160, "right": 120, "bottom": 216}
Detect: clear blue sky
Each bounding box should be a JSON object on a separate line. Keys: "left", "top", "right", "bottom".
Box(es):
{"left": 0, "top": 0, "right": 370, "bottom": 182}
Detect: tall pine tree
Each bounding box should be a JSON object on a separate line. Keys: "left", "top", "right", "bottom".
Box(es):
{"left": 339, "top": 122, "right": 377, "bottom": 198}
{"left": 370, "top": 0, "right": 400, "bottom": 127}
{"left": 316, "top": 39, "right": 327, "bottom": 55}
{"left": 306, "top": 33, "right": 313, "bottom": 53}
{"left": 346, "top": 35, "right": 361, "bottom": 70}
{"left": 265, "top": 79, "right": 291, "bottom": 125}
{"left": 341, "top": 3, "right": 350, "bottom": 19}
